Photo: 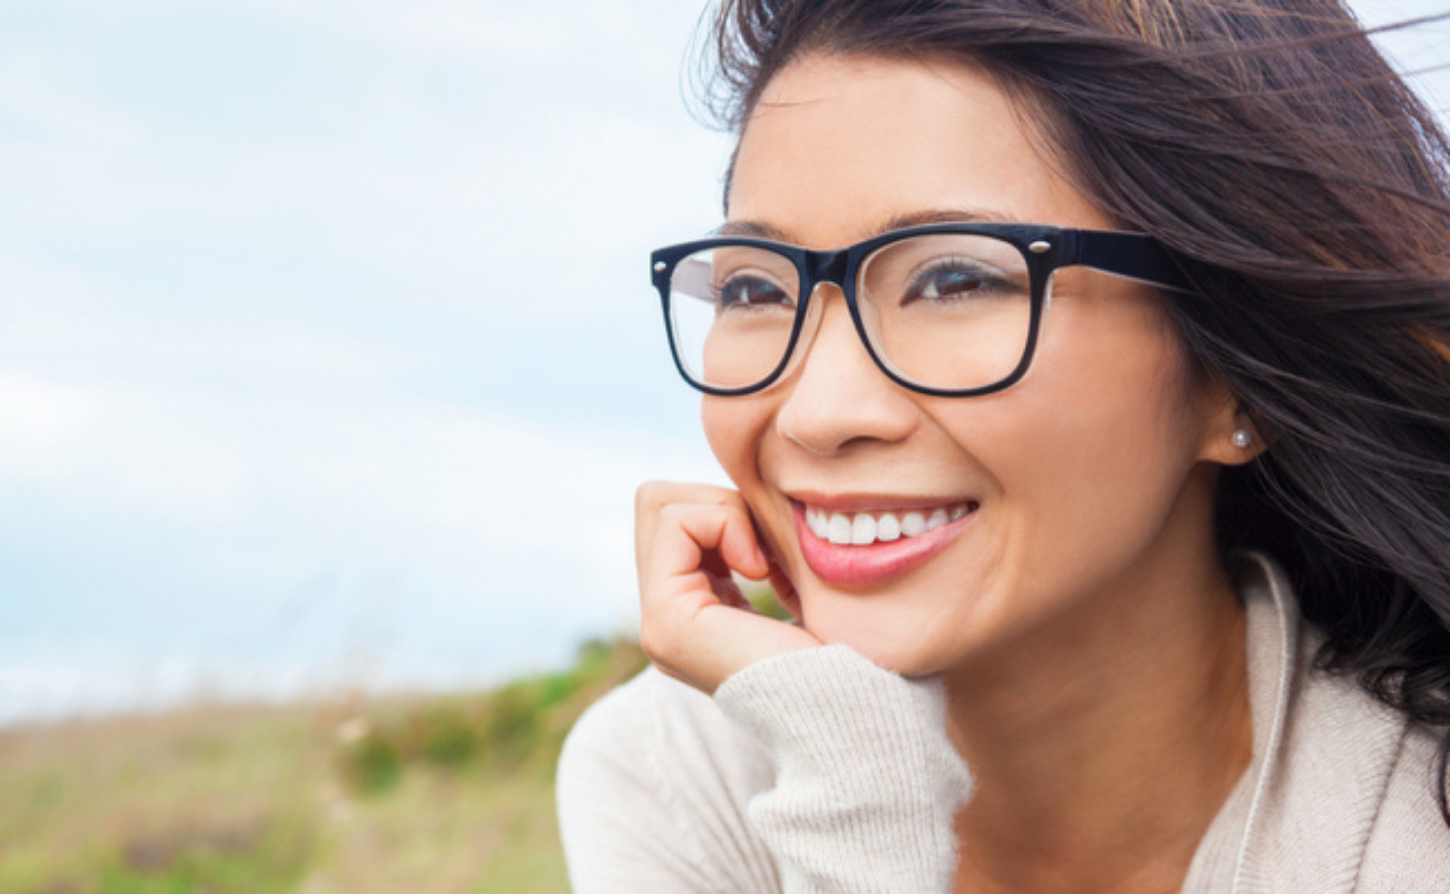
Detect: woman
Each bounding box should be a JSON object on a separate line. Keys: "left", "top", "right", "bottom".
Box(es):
{"left": 559, "top": 1, "right": 1450, "bottom": 891}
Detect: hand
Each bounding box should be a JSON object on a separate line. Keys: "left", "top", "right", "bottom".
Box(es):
{"left": 635, "top": 481, "right": 821, "bottom": 695}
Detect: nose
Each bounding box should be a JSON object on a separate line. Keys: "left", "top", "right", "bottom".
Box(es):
{"left": 774, "top": 283, "right": 920, "bottom": 455}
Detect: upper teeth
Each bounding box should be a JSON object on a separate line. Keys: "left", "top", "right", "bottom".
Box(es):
{"left": 805, "top": 503, "right": 972, "bottom": 546}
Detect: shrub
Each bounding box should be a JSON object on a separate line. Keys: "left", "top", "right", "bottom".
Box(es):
{"left": 417, "top": 705, "right": 478, "bottom": 769}
{"left": 337, "top": 733, "right": 402, "bottom": 796}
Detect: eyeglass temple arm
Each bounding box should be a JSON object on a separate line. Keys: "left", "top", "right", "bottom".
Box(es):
{"left": 1065, "top": 230, "right": 1193, "bottom": 293}
{"left": 671, "top": 256, "right": 712, "bottom": 297}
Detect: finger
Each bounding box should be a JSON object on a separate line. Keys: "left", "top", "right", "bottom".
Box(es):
{"left": 635, "top": 481, "right": 748, "bottom": 569}
{"left": 706, "top": 569, "right": 756, "bottom": 612}
{"left": 767, "top": 562, "right": 803, "bottom": 621}
{"left": 648, "top": 598, "right": 818, "bottom": 695}
{"left": 648, "top": 502, "right": 770, "bottom": 587}
{"left": 636, "top": 480, "right": 743, "bottom": 510}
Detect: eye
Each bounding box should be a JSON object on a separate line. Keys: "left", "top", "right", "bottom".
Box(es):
{"left": 901, "top": 260, "right": 1016, "bottom": 305}
{"left": 714, "top": 273, "right": 793, "bottom": 313}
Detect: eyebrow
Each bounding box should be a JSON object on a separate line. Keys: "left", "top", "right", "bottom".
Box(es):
{"left": 714, "top": 219, "right": 793, "bottom": 240}
{"left": 714, "top": 207, "right": 1017, "bottom": 244}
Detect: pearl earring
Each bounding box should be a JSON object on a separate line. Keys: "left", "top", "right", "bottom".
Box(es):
{"left": 1231, "top": 429, "right": 1253, "bottom": 449}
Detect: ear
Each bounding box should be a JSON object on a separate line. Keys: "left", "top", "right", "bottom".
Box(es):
{"left": 1193, "top": 379, "right": 1266, "bottom": 467}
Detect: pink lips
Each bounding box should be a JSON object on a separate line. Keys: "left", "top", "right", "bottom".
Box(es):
{"left": 792, "top": 501, "right": 976, "bottom": 587}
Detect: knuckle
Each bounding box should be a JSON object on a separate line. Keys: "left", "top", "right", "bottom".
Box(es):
{"left": 635, "top": 480, "right": 666, "bottom": 513}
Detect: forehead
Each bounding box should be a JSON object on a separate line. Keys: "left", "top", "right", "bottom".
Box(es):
{"left": 727, "top": 53, "right": 1111, "bottom": 247}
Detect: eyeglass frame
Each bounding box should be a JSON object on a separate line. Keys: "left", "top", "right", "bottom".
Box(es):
{"left": 650, "top": 221, "right": 1193, "bottom": 398}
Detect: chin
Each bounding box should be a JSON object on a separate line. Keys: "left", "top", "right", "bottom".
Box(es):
{"left": 800, "top": 597, "right": 958, "bottom": 679}
{"left": 831, "top": 633, "right": 954, "bottom": 679}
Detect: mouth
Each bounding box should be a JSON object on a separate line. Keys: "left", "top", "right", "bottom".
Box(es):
{"left": 802, "top": 502, "right": 974, "bottom": 546}
{"left": 790, "top": 497, "right": 978, "bottom": 587}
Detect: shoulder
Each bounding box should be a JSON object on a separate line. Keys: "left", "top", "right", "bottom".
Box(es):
{"left": 1357, "top": 721, "right": 1450, "bottom": 889}
{"left": 1232, "top": 554, "right": 1450, "bottom": 889}
{"left": 1275, "top": 645, "right": 1450, "bottom": 889}
{"left": 556, "top": 667, "right": 778, "bottom": 892}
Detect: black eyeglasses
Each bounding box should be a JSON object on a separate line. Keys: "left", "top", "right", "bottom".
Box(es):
{"left": 650, "top": 222, "right": 1191, "bottom": 397}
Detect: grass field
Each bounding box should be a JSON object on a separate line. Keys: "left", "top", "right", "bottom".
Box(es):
{"left": 0, "top": 638, "right": 649, "bottom": 894}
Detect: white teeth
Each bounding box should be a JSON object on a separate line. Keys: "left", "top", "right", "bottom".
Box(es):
{"left": 850, "top": 513, "right": 876, "bottom": 545}
{"left": 805, "top": 501, "right": 974, "bottom": 546}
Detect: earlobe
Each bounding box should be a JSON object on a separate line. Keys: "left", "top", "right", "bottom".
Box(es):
{"left": 1226, "top": 424, "right": 1264, "bottom": 463}
{"left": 1200, "top": 406, "right": 1267, "bottom": 467}
{"left": 1191, "top": 376, "right": 1266, "bottom": 466}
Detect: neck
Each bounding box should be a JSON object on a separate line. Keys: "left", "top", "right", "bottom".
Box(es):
{"left": 945, "top": 496, "right": 1253, "bottom": 893}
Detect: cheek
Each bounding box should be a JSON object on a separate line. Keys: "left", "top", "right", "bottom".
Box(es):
{"left": 1027, "top": 280, "right": 1196, "bottom": 457}
{"left": 968, "top": 295, "right": 1201, "bottom": 576}
{"left": 702, "top": 396, "right": 773, "bottom": 488}
{"left": 703, "top": 396, "right": 802, "bottom": 578}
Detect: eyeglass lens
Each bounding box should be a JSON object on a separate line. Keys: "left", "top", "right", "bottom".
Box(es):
{"left": 668, "top": 234, "right": 1035, "bottom": 392}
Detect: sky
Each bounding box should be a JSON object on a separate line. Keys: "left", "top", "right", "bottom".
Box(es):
{"left": 0, "top": 0, "right": 1446, "bottom": 724}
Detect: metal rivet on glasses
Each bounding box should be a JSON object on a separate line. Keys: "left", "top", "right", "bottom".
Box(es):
{"left": 1029, "top": 241, "right": 1051, "bottom": 254}
{"left": 653, "top": 261, "right": 667, "bottom": 272}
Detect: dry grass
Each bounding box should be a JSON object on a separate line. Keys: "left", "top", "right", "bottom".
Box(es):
{"left": 0, "top": 638, "right": 648, "bottom": 894}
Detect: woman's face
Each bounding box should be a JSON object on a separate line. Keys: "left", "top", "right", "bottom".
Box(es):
{"left": 707, "top": 54, "right": 1241, "bottom": 677}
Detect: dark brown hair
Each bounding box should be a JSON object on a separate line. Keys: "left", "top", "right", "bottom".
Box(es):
{"left": 701, "top": 0, "right": 1450, "bottom": 823}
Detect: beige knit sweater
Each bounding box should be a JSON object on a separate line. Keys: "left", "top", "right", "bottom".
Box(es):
{"left": 557, "top": 554, "right": 1450, "bottom": 892}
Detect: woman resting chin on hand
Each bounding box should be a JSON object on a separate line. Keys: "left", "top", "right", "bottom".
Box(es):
{"left": 632, "top": 481, "right": 818, "bottom": 696}
{"left": 557, "top": 2, "right": 1450, "bottom": 892}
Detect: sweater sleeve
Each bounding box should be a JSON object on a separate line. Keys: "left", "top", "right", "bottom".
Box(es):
{"left": 557, "top": 669, "right": 783, "bottom": 893}
{"left": 713, "top": 645, "right": 974, "bottom": 893}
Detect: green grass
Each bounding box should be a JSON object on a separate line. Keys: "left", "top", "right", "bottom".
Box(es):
{"left": 0, "top": 637, "right": 649, "bottom": 894}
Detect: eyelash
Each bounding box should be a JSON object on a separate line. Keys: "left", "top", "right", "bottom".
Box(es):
{"left": 900, "top": 260, "right": 1014, "bottom": 304}
{"left": 713, "top": 274, "right": 794, "bottom": 310}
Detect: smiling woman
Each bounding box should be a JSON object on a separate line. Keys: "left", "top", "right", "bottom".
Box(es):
{"left": 557, "top": 1, "right": 1450, "bottom": 892}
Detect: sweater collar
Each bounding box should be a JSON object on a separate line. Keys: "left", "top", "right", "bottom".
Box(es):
{"left": 1216, "top": 552, "right": 1409, "bottom": 893}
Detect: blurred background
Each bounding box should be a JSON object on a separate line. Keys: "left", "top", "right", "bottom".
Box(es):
{"left": 0, "top": 1, "right": 1446, "bottom": 891}
{"left": 0, "top": 0, "right": 733, "bottom": 724}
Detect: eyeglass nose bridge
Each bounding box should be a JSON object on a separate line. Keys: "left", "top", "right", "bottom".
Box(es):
{"left": 774, "top": 246, "right": 875, "bottom": 386}
{"left": 800, "top": 247, "right": 853, "bottom": 297}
